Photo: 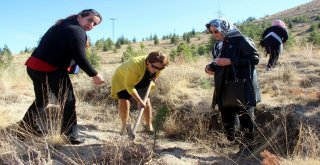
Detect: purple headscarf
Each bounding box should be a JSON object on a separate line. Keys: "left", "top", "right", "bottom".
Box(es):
{"left": 272, "top": 19, "right": 287, "bottom": 29}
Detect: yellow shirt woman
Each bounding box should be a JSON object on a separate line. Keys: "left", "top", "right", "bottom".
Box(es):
{"left": 111, "top": 55, "right": 160, "bottom": 99}
{"left": 111, "top": 52, "right": 169, "bottom": 135}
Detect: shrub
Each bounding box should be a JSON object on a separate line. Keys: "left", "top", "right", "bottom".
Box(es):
{"left": 308, "top": 24, "right": 319, "bottom": 32}
{"left": 86, "top": 47, "right": 100, "bottom": 68}
{"left": 117, "top": 35, "right": 130, "bottom": 45}
{"left": 121, "top": 45, "right": 146, "bottom": 62}
{"left": 95, "top": 38, "right": 105, "bottom": 50}
{"left": 307, "top": 31, "right": 320, "bottom": 45}
{"left": 0, "top": 44, "right": 13, "bottom": 68}
{"left": 153, "top": 34, "right": 159, "bottom": 45}
{"left": 291, "top": 15, "right": 310, "bottom": 23}
{"left": 197, "top": 45, "right": 206, "bottom": 56}
{"left": 284, "top": 31, "right": 296, "bottom": 48}
{"left": 103, "top": 38, "right": 113, "bottom": 51}
{"left": 170, "top": 34, "right": 179, "bottom": 45}
{"left": 153, "top": 104, "right": 170, "bottom": 132}
{"left": 115, "top": 41, "right": 121, "bottom": 49}
{"left": 169, "top": 43, "right": 198, "bottom": 62}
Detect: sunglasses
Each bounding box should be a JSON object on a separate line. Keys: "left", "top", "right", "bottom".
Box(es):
{"left": 208, "top": 29, "right": 220, "bottom": 34}
{"left": 151, "top": 63, "right": 165, "bottom": 70}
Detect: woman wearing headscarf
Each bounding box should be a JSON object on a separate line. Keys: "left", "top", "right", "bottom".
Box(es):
{"left": 204, "top": 18, "right": 260, "bottom": 157}
{"left": 261, "top": 19, "right": 288, "bottom": 71}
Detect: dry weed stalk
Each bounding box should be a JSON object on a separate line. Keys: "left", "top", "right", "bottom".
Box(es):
{"left": 102, "top": 141, "right": 153, "bottom": 164}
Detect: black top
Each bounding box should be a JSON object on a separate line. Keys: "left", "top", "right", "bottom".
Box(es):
{"left": 262, "top": 26, "right": 288, "bottom": 44}
{"left": 135, "top": 70, "right": 156, "bottom": 89}
{"left": 209, "top": 36, "right": 260, "bottom": 107}
{"left": 31, "top": 18, "right": 97, "bottom": 77}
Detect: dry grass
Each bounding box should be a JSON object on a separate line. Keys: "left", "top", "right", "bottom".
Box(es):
{"left": 0, "top": 38, "right": 319, "bottom": 164}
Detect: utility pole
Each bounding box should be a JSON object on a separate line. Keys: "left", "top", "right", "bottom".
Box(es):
{"left": 109, "top": 18, "right": 117, "bottom": 41}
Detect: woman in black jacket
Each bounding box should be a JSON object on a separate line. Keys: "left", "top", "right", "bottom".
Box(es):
{"left": 261, "top": 19, "right": 288, "bottom": 71}
{"left": 20, "top": 9, "right": 105, "bottom": 144}
{"left": 205, "top": 18, "right": 260, "bottom": 157}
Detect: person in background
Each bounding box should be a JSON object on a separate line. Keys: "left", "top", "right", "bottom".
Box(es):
{"left": 261, "top": 19, "right": 289, "bottom": 71}
{"left": 20, "top": 9, "right": 105, "bottom": 144}
{"left": 204, "top": 18, "right": 260, "bottom": 158}
{"left": 111, "top": 52, "right": 169, "bottom": 135}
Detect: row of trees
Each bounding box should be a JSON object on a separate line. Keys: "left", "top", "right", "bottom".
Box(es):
{"left": 115, "top": 14, "right": 320, "bottom": 63}
{"left": 93, "top": 28, "right": 199, "bottom": 53}
{"left": 2, "top": 14, "right": 319, "bottom": 69}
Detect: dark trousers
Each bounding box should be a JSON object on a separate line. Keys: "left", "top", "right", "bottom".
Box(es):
{"left": 265, "top": 45, "right": 282, "bottom": 68}
{"left": 220, "top": 107, "right": 255, "bottom": 145}
{"left": 21, "top": 68, "right": 77, "bottom": 136}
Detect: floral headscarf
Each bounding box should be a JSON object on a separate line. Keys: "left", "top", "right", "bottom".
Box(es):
{"left": 205, "top": 18, "right": 242, "bottom": 39}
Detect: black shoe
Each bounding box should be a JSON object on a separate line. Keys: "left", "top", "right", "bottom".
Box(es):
{"left": 68, "top": 137, "right": 85, "bottom": 145}
{"left": 234, "top": 147, "right": 252, "bottom": 159}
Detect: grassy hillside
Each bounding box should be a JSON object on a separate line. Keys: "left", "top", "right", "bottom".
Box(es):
{"left": 0, "top": 1, "right": 320, "bottom": 164}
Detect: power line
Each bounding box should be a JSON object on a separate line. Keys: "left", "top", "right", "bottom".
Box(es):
{"left": 109, "top": 18, "right": 117, "bottom": 41}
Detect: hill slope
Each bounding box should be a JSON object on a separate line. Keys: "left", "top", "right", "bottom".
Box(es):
{"left": 0, "top": 1, "right": 319, "bottom": 164}
{"left": 263, "top": 0, "right": 320, "bottom": 20}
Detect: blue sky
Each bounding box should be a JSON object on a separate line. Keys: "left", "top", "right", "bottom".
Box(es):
{"left": 0, "top": 0, "right": 311, "bottom": 54}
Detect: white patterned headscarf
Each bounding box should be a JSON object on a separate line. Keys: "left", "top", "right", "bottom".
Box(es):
{"left": 206, "top": 18, "right": 242, "bottom": 39}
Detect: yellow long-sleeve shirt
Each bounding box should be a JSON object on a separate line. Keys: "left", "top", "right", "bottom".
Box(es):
{"left": 111, "top": 56, "right": 159, "bottom": 99}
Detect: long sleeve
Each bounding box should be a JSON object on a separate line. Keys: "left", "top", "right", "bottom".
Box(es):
{"left": 66, "top": 26, "right": 97, "bottom": 77}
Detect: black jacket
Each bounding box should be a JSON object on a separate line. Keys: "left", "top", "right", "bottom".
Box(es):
{"left": 31, "top": 18, "right": 97, "bottom": 77}
{"left": 208, "top": 36, "right": 260, "bottom": 107}
{"left": 262, "top": 26, "right": 288, "bottom": 47}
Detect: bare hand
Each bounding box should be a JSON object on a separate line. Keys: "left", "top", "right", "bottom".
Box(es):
{"left": 215, "top": 58, "right": 231, "bottom": 66}
{"left": 137, "top": 100, "right": 146, "bottom": 109}
{"left": 205, "top": 65, "right": 215, "bottom": 75}
{"left": 92, "top": 74, "right": 105, "bottom": 85}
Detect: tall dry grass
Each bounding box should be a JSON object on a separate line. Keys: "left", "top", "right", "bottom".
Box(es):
{"left": 0, "top": 53, "right": 152, "bottom": 163}
{"left": 0, "top": 43, "right": 319, "bottom": 164}
{"left": 151, "top": 43, "right": 320, "bottom": 163}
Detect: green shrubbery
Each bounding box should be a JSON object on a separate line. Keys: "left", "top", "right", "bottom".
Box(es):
{"left": 95, "top": 38, "right": 114, "bottom": 51}
{"left": 170, "top": 43, "right": 194, "bottom": 62}
{"left": 307, "top": 22, "right": 320, "bottom": 45}
{"left": 153, "top": 34, "right": 159, "bottom": 45}
{"left": 121, "top": 43, "right": 147, "bottom": 62}
{"left": 0, "top": 44, "right": 13, "bottom": 68}
{"left": 86, "top": 47, "right": 100, "bottom": 68}
{"left": 169, "top": 43, "right": 210, "bottom": 62}
{"left": 308, "top": 31, "right": 320, "bottom": 45}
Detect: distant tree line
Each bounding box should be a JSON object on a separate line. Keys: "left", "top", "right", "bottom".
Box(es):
{"left": 6, "top": 14, "right": 320, "bottom": 65}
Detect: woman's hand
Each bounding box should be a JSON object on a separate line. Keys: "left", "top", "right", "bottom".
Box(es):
{"left": 137, "top": 99, "right": 147, "bottom": 109}
{"left": 215, "top": 58, "right": 231, "bottom": 66}
{"left": 92, "top": 74, "right": 105, "bottom": 85}
{"left": 205, "top": 65, "right": 215, "bottom": 75}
